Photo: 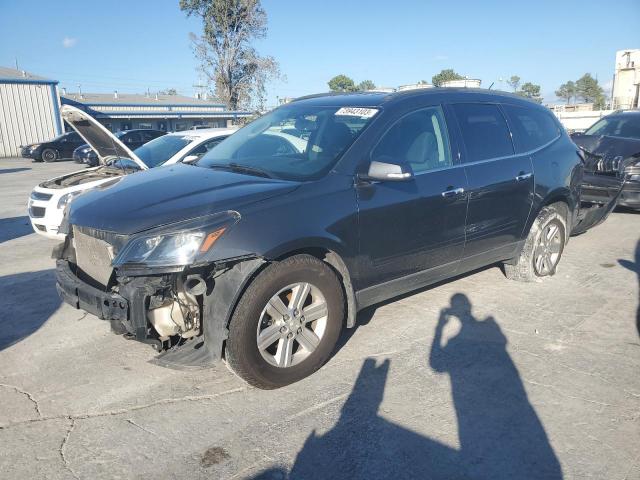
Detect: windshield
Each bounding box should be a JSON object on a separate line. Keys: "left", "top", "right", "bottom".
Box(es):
{"left": 133, "top": 135, "right": 193, "bottom": 168}
{"left": 584, "top": 116, "right": 640, "bottom": 140}
{"left": 197, "top": 104, "right": 378, "bottom": 180}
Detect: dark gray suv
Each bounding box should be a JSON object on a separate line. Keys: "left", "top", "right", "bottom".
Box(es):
{"left": 55, "top": 89, "right": 615, "bottom": 388}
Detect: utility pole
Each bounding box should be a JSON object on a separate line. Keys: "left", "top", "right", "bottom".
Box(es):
{"left": 193, "top": 72, "right": 208, "bottom": 100}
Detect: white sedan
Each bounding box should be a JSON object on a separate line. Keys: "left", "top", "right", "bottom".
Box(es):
{"left": 28, "top": 105, "right": 237, "bottom": 240}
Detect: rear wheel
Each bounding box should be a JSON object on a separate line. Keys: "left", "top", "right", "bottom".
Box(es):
{"left": 41, "top": 148, "right": 58, "bottom": 162}
{"left": 225, "top": 255, "right": 344, "bottom": 389}
{"left": 504, "top": 204, "right": 567, "bottom": 282}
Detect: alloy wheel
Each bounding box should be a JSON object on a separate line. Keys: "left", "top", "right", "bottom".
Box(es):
{"left": 533, "top": 221, "right": 563, "bottom": 276}
{"left": 256, "top": 282, "right": 328, "bottom": 368}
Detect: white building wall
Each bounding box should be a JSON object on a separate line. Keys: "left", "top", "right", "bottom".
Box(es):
{"left": 612, "top": 49, "right": 640, "bottom": 110}
{"left": 0, "top": 82, "right": 61, "bottom": 157}
{"left": 441, "top": 79, "right": 482, "bottom": 88}
{"left": 551, "top": 110, "right": 614, "bottom": 132}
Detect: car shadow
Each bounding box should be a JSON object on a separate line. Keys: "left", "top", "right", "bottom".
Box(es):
{"left": 0, "top": 168, "right": 31, "bottom": 174}
{"left": 0, "top": 216, "right": 34, "bottom": 244}
{"left": 251, "top": 293, "right": 562, "bottom": 479}
{"left": 619, "top": 239, "right": 640, "bottom": 337}
{"left": 0, "top": 269, "right": 61, "bottom": 351}
{"left": 327, "top": 264, "right": 500, "bottom": 380}
{"left": 614, "top": 206, "right": 640, "bottom": 215}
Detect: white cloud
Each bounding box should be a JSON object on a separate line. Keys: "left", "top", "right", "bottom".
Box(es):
{"left": 602, "top": 79, "right": 613, "bottom": 92}
{"left": 434, "top": 55, "right": 448, "bottom": 61}
{"left": 62, "top": 37, "right": 77, "bottom": 48}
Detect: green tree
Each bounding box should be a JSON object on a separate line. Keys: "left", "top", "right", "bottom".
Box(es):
{"left": 555, "top": 81, "right": 576, "bottom": 104}
{"left": 431, "top": 69, "right": 463, "bottom": 87}
{"left": 180, "top": 0, "right": 280, "bottom": 111}
{"left": 357, "top": 79, "right": 376, "bottom": 91}
{"left": 519, "top": 82, "right": 542, "bottom": 103}
{"left": 328, "top": 74, "right": 357, "bottom": 92}
{"left": 506, "top": 75, "right": 521, "bottom": 92}
{"left": 576, "top": 73, "right": 605, "bottom": 108}
{"left": 158, "top": 88, "right": 178, "bottom": 95}
{"left": 593, "top": 95, "right": 607, "bottom": 110}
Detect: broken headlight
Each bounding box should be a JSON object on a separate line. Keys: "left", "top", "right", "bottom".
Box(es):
{"left": 112, "top": 211, "right": 240, "bottom": 268}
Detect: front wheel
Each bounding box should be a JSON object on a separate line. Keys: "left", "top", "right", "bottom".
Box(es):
{"left": 504, "top": 204, "right": 567, "bottom": 282}
{"left": 225, "top": 255, "right": 345, "bottom": 389}
{"left": 41, "top": 148, "right": 58, "bottom": 162}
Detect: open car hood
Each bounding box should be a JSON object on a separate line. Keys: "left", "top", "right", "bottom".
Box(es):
{"left": 60, "top": 105, "right": 148, "bottom": 170}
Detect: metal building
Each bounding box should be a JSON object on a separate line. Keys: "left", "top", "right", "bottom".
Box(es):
{"left": 0, "top": 67, "right": 62, "bottom": 157}
{"left": 60, "top": 92, "right": 251, "bottom": 132}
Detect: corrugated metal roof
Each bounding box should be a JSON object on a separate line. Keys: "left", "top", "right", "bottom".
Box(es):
{"left": 0, "top": 66, "right": 56, "bottom": 83}
{"left": 61, "top": 92, "right": 225, "bottom": 106}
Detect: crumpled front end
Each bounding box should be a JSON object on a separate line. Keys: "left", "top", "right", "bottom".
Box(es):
{"left": 54, "top": 220, "right": 265, "bottom": 367}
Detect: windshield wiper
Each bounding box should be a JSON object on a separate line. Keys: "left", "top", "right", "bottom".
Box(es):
{"left": 208, "top": 163, "right": 274, "bottom": 179}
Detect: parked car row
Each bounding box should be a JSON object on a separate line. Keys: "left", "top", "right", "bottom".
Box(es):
{"left": 29, "top": 89, "right": 638, "bottom": 389}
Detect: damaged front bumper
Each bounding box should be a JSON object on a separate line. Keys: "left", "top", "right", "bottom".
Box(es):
{"left": 56, "top": 259, "right": 129, "bottom": 322}
{"left": 55, "top": 254, "right": 266, "bottom": 368}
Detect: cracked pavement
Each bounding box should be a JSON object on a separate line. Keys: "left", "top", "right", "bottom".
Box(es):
{"left": 0, "top": 158, "right": 639, "bottom": 479}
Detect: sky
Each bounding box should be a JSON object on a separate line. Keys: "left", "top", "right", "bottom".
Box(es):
{"left": 0, "top": 0, "right": 638, "bottom": 106}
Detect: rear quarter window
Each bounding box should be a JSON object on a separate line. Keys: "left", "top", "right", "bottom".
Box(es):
{"left": 502, "top": 104, "right": 560, "bottom": 153}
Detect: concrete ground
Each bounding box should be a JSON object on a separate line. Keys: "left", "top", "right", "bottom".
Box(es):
{"left": 0, "top": 157, "right": 638, "bottom": 480}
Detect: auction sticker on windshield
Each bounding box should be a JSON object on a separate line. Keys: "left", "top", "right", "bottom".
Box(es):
{"left": 335, "top": 107, "right": 378, "bottom": 118}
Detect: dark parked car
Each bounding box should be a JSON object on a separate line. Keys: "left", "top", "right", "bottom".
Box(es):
{"left": 55, "top": 89, "right": 615, "bottom": 389}
{"left": 571, "top": 110, "right": 640, "bottom": 211}
{"left": 21, "top": 131, "right": 85, "bottom": 162}
{"left": 73, "top": 129, "right": 166, "bottom": 166}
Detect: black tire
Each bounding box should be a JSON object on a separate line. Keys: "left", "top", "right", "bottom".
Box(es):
{"left": 41, "top": 148, "right": 58, "bottom": 163}
{"left": 225, "top": 254, "right": 345, "bottom": 389}
{"left": 504, "top": 204, "right": 567, "bottom": 282}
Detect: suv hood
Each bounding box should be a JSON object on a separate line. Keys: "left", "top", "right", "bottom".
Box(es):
{"left": 68, "top": 163, "right": 300, "bottom": 234}
{"left": 60, "top": 105, "right": 148, "bottom": 170}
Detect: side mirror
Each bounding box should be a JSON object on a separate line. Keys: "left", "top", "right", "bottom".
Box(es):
{"left": 183, "top": 154, "right": 200, "bottom": 163}
{"left": 360, "top": 160, "right": 414, "bottom": 182}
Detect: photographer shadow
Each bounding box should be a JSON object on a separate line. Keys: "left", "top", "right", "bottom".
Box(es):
{"left": 251, "top": 293, "right": 562, "bottom": 479}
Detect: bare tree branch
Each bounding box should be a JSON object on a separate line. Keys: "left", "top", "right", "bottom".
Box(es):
{"left": 181, "top": 0, "right": 281, "bottom": 111}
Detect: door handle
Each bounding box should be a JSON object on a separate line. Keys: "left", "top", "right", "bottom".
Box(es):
{"left": 515, "top": 172, "right": 533, "bottom": 182}
{"left": 441, "top": 187, "right": 465, "bottom": 198}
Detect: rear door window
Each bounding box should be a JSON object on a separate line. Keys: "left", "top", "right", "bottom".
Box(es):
{"left": 502, "top": 104, "right": 560, "bottom": 153}
{"left": 452, "top": 103, "right": 514, "bottom": 161}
